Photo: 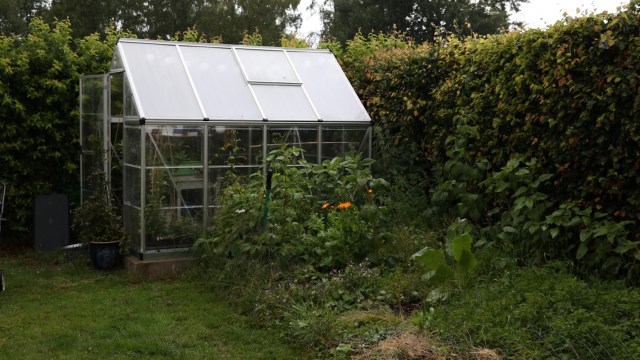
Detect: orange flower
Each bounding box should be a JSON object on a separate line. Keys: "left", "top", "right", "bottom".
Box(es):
{"left": 337, "top": 201, "right": 352, "bottom": 209}
{"left": 322, "top": 202, "right": 330, "bottom": 209}
{"left": 367, "top": 189, "right": 373, "bottom": 194}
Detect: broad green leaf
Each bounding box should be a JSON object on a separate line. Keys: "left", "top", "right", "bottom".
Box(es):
{"left": 452, "top": 233, "right": 473, "bottom": 262}
{"left": 613, "top": 240, "right": 640, "bottom": 255}
{"left": 495, "top": 180, "right": 509, "bottom": 193}
{"left": 567, "top": 216, "right": 583, "bottom": 227}
{"left": 592, "top": 225, "right": 612, "bottom": 238}
{"left": 457, "top": 249, "right": 477, "bottom": 273}
{"left": 513, "top": 186, "right": 528, "bottom": 198}
{"left": 412, "top": 248, "right": 446, "bottom": 271}
{"left": 430, "top": 264, "right": 454, "bottom": 286}
{"left": 525, "top": 198, "right": 534, "bottom": 209}
{"left": 538, "top": 174, "right": 554, "bottom": 183}
{"left": 579, "top": 229, "right": 591, "bottom": 242}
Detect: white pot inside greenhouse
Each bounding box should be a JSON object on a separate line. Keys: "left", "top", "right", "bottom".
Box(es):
{"left": 79, "top": 38, "right": 371, "bottom": 260}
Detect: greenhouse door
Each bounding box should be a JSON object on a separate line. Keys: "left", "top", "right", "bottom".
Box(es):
{"left": 79, "top": 74, "right": 110, "bottom": 203}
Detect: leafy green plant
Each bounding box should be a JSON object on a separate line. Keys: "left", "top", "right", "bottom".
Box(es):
{"left": 0, "top": 18, "right": 132, "bottom": 238}
{"left": 481, "top": 156, "right": 636, "bottom": 278}
{"left": 196, "top": 148, "right": 387, "bottom": 270}
{"left": 480, "top": 157, "right": 556, "bottom": 262}
{"left": 336, "top": 8, "right": 640, "bottom": 281}
{"left": 70, "top": 170, "right": 125, "bottom": 245}
{"left": 410, "top": 306, "right": 434, "bottom": 332}
{"left": 412, "top": 219, "right": 479, "bottom": 303}
{"left": 427, "top": 117, "right": 488, "bottom": 223}
{"left": 70, "top": 135, "right": 125, "bottom": 247}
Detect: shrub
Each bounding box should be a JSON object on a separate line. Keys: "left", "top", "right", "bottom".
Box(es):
{"left": 0, "top": 18, "right": 128, "bottom": 238}
{"left": 336, "top": 7, "right": 640, "bottom": 280}
{"left": 196, "top": 148, "right": 388, "bottom": 271}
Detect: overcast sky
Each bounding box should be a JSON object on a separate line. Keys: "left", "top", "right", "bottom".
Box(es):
{"left": 296, "top": 0, "right": 631, "bottom": 40}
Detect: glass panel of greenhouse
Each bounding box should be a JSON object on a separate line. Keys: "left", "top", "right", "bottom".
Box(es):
{"left": 81, "top": 38, "right": 371, "bottom": 260}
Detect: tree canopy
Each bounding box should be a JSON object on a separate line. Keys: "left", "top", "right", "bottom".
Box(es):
{"left": 1, "top": 0, "right": 301, "bottom": 45}
{"left": 0, "top": 0, "right": 46, "bottom": 34}
{"left": 319, "top": 0, "right": 526, "bottom": 43}
{"left": 196, "top": 0, "right": 301, "bottom": 44}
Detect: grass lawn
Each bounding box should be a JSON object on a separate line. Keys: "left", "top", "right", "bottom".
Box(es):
{"left": 0, "top": 251, "right": 310, "bottom": 359}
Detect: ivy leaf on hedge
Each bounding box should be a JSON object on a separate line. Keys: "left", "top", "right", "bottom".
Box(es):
{"left": 613, "top": 240, "right": 640, "bottom": 255}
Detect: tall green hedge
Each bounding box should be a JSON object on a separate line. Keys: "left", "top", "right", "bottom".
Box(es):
{"left": 0, "top": 19, "right": 115, "bottom": 238}
{"left": 336, "top": 5, "right": 640, "bottom": 280}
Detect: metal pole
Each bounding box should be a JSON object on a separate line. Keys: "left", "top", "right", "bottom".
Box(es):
{"left": 202, "top": 124, "right": 209, "bottom": 234}
{"left": 140, "top": 125, "right": 146, "bottom": 259}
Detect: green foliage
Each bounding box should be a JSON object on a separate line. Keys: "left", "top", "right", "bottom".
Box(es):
{"left": 452, "top": 233, "right": 477, "bottom": 274}
{"left": 412, "top": 248, "right": 454, "bottom": 287}
{"left": 198, "top": 0, "right": 302, "bottom": 45}
{"left": 412, "top": 221, "right": 478, "bottom": 296}
{"left": 280, "top": 33, "right": 310, "bottom": 48}
{"left": 337, "top": 7, "right": 640, "bottom": 281}
{"left": 481, "top": 157, "right": 558, "bottom": 261}
{"left": 426, "top": 116, "right": 488, "bottom": 223}
{"left": 0, "top": 18, "right": 122, "bottom": 238}
{"left": 10, "top": 0, "right": 302, "bottom": 44}
{"left": 196, "top": 148, "right": 387, "bottom": 270}
{"left": 429, "top": 262, "right": 640, "bottom": 359}
{"left": 241, "top": 30, "right": 264, "bottom": 46}
{"left": 319, "top": 0, "right": 525, "bottom": 44}
{"left": 69, "top": 134, "right": 125, "bottom": 248}
{"left": 70, "top": 170, "right": 125, "bottom": 245}
{"left": 0, "top": 0, "right": 47, "bottom": 34}
{"left": 481, "top": 156, "right": 636, "bottom": 277}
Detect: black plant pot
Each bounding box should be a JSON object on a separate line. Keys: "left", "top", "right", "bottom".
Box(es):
{"left": 88, "top": 241, "right": 121, "bottom": 270}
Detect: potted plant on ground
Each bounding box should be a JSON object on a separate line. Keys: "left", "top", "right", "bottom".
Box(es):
{"left": 71, "top": 158, "right": 126, "bottom": 269}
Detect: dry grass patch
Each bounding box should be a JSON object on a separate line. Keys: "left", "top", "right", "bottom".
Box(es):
{"left": 352, "top": 330, "right": 500, "bottom": 360}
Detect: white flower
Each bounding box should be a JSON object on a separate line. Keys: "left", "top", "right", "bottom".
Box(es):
{"left": 235, "top": 209, "right": 246, "bottom": 214}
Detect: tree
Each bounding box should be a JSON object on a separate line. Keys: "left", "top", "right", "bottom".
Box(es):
{"left": 196, "top": 0, "right": 301, "bottom": 45}
{"left": 44, "top": 0, "right": 206, "bottom": 38}
{"left": 46, "top": 0, "right": 115, "bottom": 37}
{"left": 0, "top": 18, "right": 116, "bottom": 236}
{"left": 0, "top": 0, "right": 47, "bottom": 34}
{"left": 319, "top": 0, "right": 526, "bottom": 44}
{"left": 141, "top": 0, "right": 206, "bottom": 39}
{"left": 38, "top": 0, "right": 300, "bottom": 44}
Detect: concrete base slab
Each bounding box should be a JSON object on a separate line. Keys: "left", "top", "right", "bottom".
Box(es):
{"left": 124, "top": 255, "right": 196, "bottom": 279}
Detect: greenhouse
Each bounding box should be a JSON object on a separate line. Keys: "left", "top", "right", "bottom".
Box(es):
{"left": 79, "top": 38, "right": 371, "bottom": 260}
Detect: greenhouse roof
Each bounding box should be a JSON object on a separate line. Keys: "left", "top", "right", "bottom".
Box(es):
{"left": 111, "top": 38, "right": 371, "bottom": 123}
